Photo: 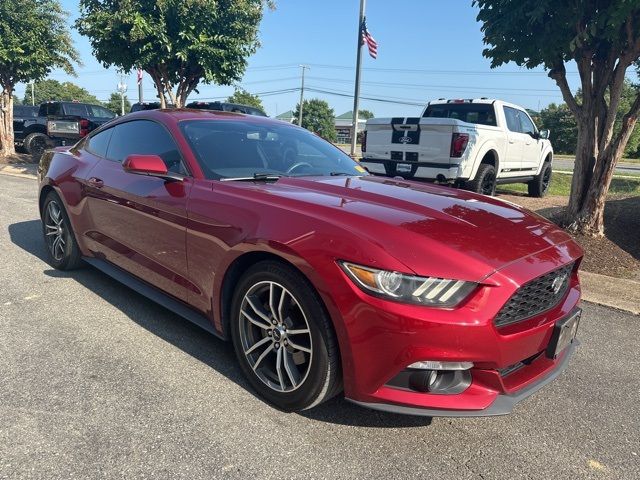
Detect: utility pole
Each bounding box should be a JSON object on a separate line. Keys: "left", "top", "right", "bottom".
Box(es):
{"left": 297, "top": 65, "right": 309, "bottom": 127}
{"left": 117, "top": 74, "right": 128, "bottom": 116}
{"left": 30, "top": 81, "right": 35, "bottom": 106}
{"left": 137, "top": 69, "right": 144, "bottom": 104}
{"left": 350, "top": 0, "right": 366, "bottom": 157}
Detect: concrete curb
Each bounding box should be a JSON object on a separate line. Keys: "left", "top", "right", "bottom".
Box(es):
{"left": 0, "top": 164, "right": 38, "bottom": 179}
{"left": 579, "top": 271, "right": 640, "bottom": 315}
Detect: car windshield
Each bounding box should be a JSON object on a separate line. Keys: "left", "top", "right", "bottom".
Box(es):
{"left": 180, "top": 120, "right": 366, "bottom": 180}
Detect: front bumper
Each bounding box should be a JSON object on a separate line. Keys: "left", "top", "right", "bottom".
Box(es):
{"left": 348, "top": 339, "right": 579, "bottom": 417}
{"left": 326, "top": 242, "right": 583, "bottom": 416}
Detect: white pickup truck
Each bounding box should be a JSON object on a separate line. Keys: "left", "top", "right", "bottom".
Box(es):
{"left": 360, "top": 99, "right": 554, "bottom": 197}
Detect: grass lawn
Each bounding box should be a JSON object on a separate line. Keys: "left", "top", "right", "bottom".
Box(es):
{"left": 554, "top": 154, "right": 640, "bottom": 165}
{"left": 497, "top": 171, "right": 640, "bottom": 196}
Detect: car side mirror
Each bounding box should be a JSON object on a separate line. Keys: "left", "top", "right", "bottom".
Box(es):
{"left": 123, "top": 154, "right": 183, "bottom": 181}
{"left": 538, "top": 129, "right": 550, "bottom": 140}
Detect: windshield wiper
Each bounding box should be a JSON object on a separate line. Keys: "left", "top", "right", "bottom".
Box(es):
{"left": 221, "top": 172, "right": 288, "bottom": 182}
{"left": 329, "top": 171, "right": 356, "bottom": 176}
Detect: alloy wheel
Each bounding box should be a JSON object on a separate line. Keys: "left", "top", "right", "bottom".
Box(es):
{"left": 238, "top": 281, "right": 313, "bottom": 393}
{"left": 44, "top": 200, "right": 66, "bottom": 261}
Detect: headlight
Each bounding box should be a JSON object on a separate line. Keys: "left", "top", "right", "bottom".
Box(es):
{"left": 339, "top": 261, "right": 477, "bottom": 307}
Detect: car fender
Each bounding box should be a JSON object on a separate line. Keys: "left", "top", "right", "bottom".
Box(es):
{"left": 535, "top": 141, "right": 554, "bottom": 175}
{"left": 23, "top": 122, "right": 48, "bottom": 137}
{"left": 466, "top": 139, "right": 501, "bottom": 180}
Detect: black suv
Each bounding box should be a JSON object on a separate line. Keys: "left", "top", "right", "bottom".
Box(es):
{"left": 186, "top": 101, "right": 267, "bottom": 117}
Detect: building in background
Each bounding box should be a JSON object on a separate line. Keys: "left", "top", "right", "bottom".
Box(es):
{"left": 334, "top": 111, "right": 366, "bottom": 144}
{"left": 276, "top": 110, "right": 295, "bottom": 122}
{"left": 275, "top": 109, "right": 366, "bottom": 145}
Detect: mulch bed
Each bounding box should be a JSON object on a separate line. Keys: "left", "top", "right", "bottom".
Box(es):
{"left": 0, "top": 151, "right": 38, "bottom": 165}
{"left": 498, "top": 193, "right": 640, "bottom": 280}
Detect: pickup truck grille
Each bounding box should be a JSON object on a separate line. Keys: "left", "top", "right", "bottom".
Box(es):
{"left": 494, "top": 263, "right": 574, "bottom": 328}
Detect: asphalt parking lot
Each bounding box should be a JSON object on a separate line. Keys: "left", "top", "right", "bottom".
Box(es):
{"left": 1, "top": 173, "right": 638, "bottom": 479}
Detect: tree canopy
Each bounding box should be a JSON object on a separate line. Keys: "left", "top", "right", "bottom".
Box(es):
{"left": 0, "top": 0, "right": 79, "bottom": 155}
{"left": 476, "top": 0, "right": 640, "bottom": 235}
{"left": 359, "top": 109, "right": 375, "bottom": 120}
{"left": 23, "top": 79, "right": 101, "bottom": 105}
{"left": 76, "top": 0, "right": 269, "bottom": 108}
{"left": 227, "top": 89, "right": 264, "bottom": 111}
{"left": 104, "top": 92, "right": 131, "bottom": 115}
{"left": 293, "top": 99, "right": 337, "bottom": 142}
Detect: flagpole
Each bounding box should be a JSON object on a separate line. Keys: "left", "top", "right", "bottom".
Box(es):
{"left": 350, "top": 0, "right": 366, "bottom": 158}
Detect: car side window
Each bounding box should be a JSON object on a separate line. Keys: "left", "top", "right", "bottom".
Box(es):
{"left": 85, "top": 128, "right": 114, "bottom": 158}
{"left": 106, "top": 120, "right": 188, "bottom": 175}
{"left": 519, "top": 112, "right": 537, "bottom": 136}
{"left": 503, "top": 106, "right": 522, "bottom": 133}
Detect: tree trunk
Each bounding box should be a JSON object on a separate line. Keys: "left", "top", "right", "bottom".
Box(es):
{"left": 577, "top": 111, "right": 639, "bottom": 234}
{"left": 0, "top": 88, "right": 16, "bottom": 157}
{"left": 552, "top": 59, "right": 640, "bottom": 237}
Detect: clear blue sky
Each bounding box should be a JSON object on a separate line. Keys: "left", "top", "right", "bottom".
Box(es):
{"left": 16, "top": 0, "right": 589, "bottom": 117}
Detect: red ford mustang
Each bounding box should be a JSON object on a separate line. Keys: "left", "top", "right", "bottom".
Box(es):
{"left": 38, "top": 109, "right": 582, "bottom": 416}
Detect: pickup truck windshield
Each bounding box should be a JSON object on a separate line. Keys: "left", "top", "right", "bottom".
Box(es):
{"left": 180, "top": 120, "right": 365, "bottom": 180}
{"left": 423, "top": 103, "right": 497, "bottom": 126}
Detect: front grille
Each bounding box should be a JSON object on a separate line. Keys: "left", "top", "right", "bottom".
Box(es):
{"left": 494, "top": 263, "right": 574, "bottom": 328}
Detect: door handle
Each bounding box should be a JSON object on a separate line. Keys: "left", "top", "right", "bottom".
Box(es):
{"left": 88, "top": 177, "right": 104, "bottom": 188}
{"left": 508, "top": 140, "right": 515, "bottom": 144}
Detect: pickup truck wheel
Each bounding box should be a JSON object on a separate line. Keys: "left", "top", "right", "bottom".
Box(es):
{"left": 467, "top": 163, "right": 496, "bottom": 196}
{"left": 24, "top": 132, "right": 49, "bottom": 157}
{"left": 528, "top": 162, "right": 552, "bottom": 197}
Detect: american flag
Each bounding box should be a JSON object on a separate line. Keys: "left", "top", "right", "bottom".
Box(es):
{"left": 137, "top": 69, "right": 143, "bottom": 86}
{"left": 361, "top": 19, "right": 378, "bottom": 59}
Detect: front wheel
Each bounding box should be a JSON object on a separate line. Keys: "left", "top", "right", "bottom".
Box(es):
{"left": 528, "top": 162, "right": 552, "bottom": 197}
{"left": 230, "top": 260, "right": 341, "bottom": 411}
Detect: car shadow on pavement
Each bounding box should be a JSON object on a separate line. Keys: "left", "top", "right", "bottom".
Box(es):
{"left": 8, "top": 220, "right": 432, "bottom": 428}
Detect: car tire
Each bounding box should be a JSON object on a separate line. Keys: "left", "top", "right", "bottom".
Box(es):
{"left": 41, "top": 191, "right": 83, "bottom": 270}
{"left": 528, "top": 162, "right": 552, "bottom": 197}
{"left": 24, "top": 132, "right": 49, "bottom": 158}
{"left": 230, "top": 260, "right": 342, "bottom": 411}
{"left": 467, "top": 163, "right": 497, "bottom": 196}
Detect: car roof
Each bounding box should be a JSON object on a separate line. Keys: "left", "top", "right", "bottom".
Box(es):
{"left": 119, "top": 108, "right": 291, "bottom": 127}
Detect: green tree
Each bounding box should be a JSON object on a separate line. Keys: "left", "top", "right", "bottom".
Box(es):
{"left": 539, "top": 103, "right": 579, "bottom": 154}
{"left": 293, "top": 99, "right": 337, "bottom": 142}
{"left": 76, "top": 0, "right": 270, "bottom": 108}
{"left": 104, "top": 92, "right": 131, "bottom": 115}
{"left": 23, "top": 79, "right": 101, "bottom": 105}
{"left": 12, "top": 95, "right": 21, "bottom": 106}
{"left": 476, "top": 0, "right": 640, "bottom": 236}
{"left": 227, "top": 89, "right": 264, "bottom": 111}
{"left": 359, "top": 109, "right": 375, "bottom": 120}
{"left": 0, "top": 0, "right": 79, "bottom": 156}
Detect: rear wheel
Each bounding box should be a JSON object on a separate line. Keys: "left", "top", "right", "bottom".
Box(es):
{"left": 528, "top": 162, "right": 552, "bottom": 197}
{"left": 41, "top": 192, "right": 83, "bottom": 270}
{"left": 467, "top": 163, "right": 496, "bottom": 196}
{"left": 24, "top": 132, "right": 49, "bottom": 158}
{"left": 230, "top": 260, "right": 341, "bottom": 411}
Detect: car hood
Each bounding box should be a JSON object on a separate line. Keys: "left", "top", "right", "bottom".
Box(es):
{"left": 239, "top": 175, "right": 574, "bottom": 281}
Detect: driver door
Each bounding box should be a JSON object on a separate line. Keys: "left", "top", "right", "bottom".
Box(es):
{"left": 82, "top": 119, "right": 194, "bottom": 302}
